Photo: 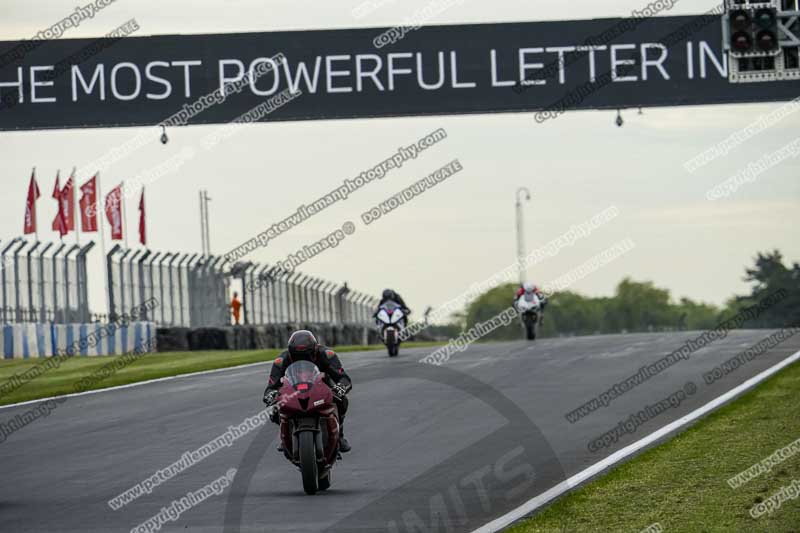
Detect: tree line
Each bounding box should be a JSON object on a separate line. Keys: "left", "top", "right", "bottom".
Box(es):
{"left": 447, "top": 250, "right": 799, "bottom": 341}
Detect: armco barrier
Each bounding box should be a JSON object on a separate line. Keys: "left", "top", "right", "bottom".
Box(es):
{"left": 157, "top": 323, "right": 438, "bottom": 352}
{"left": 0, "top": 322, "right": 157, "bottom": 359}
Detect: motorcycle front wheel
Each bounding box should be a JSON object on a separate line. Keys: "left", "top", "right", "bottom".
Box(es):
{"left": 386, "top": 329, "right": 398, "bottom": 357}
{"left": 299, "top": 431, "right": 319, "bottom": 495}
{"left": 524, "top": 315, "right": 536, "bottom": 340}
{"left": 318, "top": 470, "right": 331, "bottom": 491}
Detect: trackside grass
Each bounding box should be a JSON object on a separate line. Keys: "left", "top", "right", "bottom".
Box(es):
{"left": 0, "top": 342, "right": 443, "bottom": 406}
{"left": 508, "top": 361, "right": 800, "bottom": 533}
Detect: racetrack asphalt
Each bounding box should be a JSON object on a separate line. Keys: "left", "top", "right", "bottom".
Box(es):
{"left": 1, "top": 329, "right": 798, "bottom": 533}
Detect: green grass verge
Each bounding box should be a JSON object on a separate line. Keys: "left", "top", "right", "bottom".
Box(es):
{"left": 508, "top": 360, "right": 800, "bottom": 533}
{"left": 0, "top": 342, "right": 443, "bottom": 406}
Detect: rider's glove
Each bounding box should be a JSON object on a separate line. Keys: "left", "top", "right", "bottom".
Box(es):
{"left": 331, "top": 382, "right": 349, "bottom": 399}
{"left": 263, "top": 389, "right": 278, "bottom": 406}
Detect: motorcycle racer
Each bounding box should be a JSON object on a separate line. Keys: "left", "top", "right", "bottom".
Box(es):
{"left": 515, "top": 282, "right": 548, "bottom": 317}
{"left": 263, "top": 330, "right": 353, "bottom": 452}
{"left": 374, "top": 288, "right": 410, "bottom": 329}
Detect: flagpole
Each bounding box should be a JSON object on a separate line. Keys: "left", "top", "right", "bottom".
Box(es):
{"left": 33, "top": 166, "right": 39, "bottom": 243}
{"left": 121, "top": 179, "right": 129, "bottom": 249}
{"left": 57, "top": 169, "right": 63, "bottom": 243}
{"left": 72, "top": 167, "right": 80, "bottom": 246}
{"left": 142, "top": 186, "right": 147, "bottom": 246}
{"left": 97, "top": 172, "right": 111, "bottom": 318}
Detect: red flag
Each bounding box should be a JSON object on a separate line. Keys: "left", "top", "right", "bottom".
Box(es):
{"left": 23, "top": 169, "right": 40, "bottom": 235}
{"left": 79, "top": 176, "right": 98, "bottom": 232}
{"left": 60, "top": 175, "right": 75, "bottom": 232}
{"left": 105, "top": 185, "right": 123, "bottom": 240}
{"left": 51, "top": 171, "right": 67, "bottom": 237}
{"left": 138, "top": 188, "right": 146, "bottom": 246}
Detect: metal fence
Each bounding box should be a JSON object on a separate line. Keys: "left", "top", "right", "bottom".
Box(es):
{"left": 233, "top": 262, "right": 378, "bottom": 326}
{"left": 107, "top": 245, "right": 225, "bottom": 327}
{"left": 0, "top": 238, "right": 94, "bottom": 324}
{"left": 107, "top": 247, "right": 378, "bottom": 327}
{"left": 0, "top": 238, "right": 378, "bottom": 327}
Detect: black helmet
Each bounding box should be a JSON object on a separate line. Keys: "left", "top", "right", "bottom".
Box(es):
{"left": 287, "top": 330, "right": 318, "bottom": 360}
{"left": 382, "top": 289, "right": 395, "bottom": 300}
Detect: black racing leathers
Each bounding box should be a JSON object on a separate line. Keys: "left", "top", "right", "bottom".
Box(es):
{"left": 264, "top": 345, "right": 351, "bottom": 421}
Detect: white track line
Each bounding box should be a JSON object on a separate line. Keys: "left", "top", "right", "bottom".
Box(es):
{"left": 472, "top": 348, "right": 800, "bottom": 533}
{"left": 0, "top": 360, "right": 273, "bottom": 410}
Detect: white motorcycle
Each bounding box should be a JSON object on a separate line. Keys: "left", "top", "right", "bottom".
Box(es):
{"left": 514, "top": 292, "right": 541, "bottom": 340}
{"left": 376, "top": 301, "right": 405, "bottom": 357}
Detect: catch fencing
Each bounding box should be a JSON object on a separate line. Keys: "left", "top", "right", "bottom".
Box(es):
{"left": 106, "top": 246, "right": 378, "bottom": 327}
{"left": 0, "top": 238, "right": 93, "bottom": 324}
{"left": 233, "top": 262, "right": 378, "bottom": 326}
{"left": 0, "top": 237, "right": 378, "bottom": 329}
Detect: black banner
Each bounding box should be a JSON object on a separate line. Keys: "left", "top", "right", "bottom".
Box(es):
{"left": 0, "top": 13, "right": 796, "bottom": 131}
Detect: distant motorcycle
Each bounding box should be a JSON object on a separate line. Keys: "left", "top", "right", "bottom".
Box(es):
{"left": 376, "top": 301, "right": 405, "bottom": 357}
{"left": 269, "top": 360, "right": 348, "bottom": 495}
{"left": 514, "top": 292, "right": 541, "bottom": 340}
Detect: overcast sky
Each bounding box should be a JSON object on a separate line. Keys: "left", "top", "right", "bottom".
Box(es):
{"left": 1, "top": 0, "right": 798, "bottom": 318}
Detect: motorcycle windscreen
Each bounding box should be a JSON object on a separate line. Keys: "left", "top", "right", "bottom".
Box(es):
{"left": 382, "top": 301, "right": 400, "bottom": 312}
{"left": 523, "top": 293, "right": 540, "bottom": 306}
{"left": 283, "top": 360, "right": 321, "bottom": 391}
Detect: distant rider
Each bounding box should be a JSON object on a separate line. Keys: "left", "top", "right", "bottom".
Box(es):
{"left": 514, "top": 282, "right": 548, "bottom": 319}
{"left": 374, "top": 288, "right": 410, "bottom": 326}
{"left": 262, "top": 330, "right": 353, "bottom": 452}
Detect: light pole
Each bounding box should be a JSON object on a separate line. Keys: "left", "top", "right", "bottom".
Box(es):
{"left": 199, "top": 191, "right": 205, "bottom": 256}
{"left": 515, "top": 187, "right": 531, "bottom": 284}
{"left": 199, "top": 190, "right": 212, "bottom": 256}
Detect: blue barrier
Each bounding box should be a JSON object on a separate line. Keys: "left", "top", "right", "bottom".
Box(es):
{"left": 0, "top": 322, "right": 157, "bottom": 359}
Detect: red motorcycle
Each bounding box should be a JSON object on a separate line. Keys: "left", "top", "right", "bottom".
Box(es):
{"left": 271, "top": 360, "right": 345, "bottom": 495}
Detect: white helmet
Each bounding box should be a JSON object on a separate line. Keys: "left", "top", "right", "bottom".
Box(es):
{"left": 523, "top": 282, "right": 535, "bottom": 292}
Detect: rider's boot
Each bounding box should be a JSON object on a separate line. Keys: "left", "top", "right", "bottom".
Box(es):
{"left": 339, "top": 424, "right": 351, "bottom": 453}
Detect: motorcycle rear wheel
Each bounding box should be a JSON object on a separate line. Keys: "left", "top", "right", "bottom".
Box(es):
{"left": 299, "top": 431, "right": 319, "bottom": 495}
